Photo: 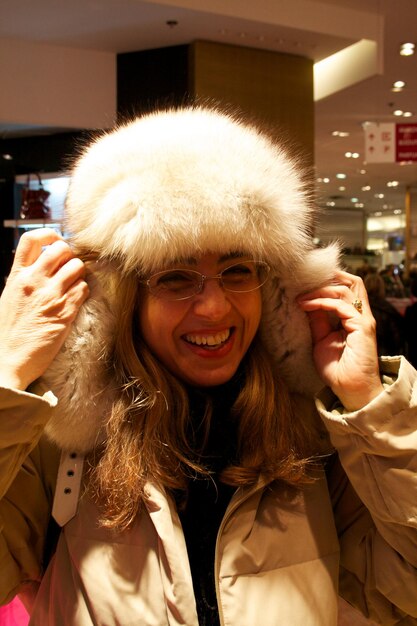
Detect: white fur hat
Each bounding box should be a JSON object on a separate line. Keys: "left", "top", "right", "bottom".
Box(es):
{"left": 65, "top": 106, "right": 314, "bottom": 274}
{"left": 41, "top": 106, "right": 339, "bottom": 452}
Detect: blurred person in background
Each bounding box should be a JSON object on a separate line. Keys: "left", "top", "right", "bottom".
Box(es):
{"left": 364, "top": 272, "right": 405, "bottom": 357}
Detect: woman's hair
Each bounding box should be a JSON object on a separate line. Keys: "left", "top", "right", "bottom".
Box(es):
{"left": 88, "top": 273, "right": 317, "bottom": 531}
{"left": 364, "top": 272, "right": 386, "bottom": 298}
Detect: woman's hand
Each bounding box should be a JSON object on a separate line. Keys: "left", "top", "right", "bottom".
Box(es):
{"left": 298, "top": 270, "right": 384, "bottom": 411}
{"left": 0, "top": 228, "right": 89, "bottom": 391}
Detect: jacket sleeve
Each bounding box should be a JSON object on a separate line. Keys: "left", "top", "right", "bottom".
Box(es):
{"left": 316, "top": 356, "right": 417, "bottom": 625}
{"left": 0, "top": 386, "right": 58, "bottom": 605}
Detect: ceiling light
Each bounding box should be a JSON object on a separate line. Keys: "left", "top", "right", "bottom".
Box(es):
{"left": 394, "top": 209, "right": 402, "bottom": 214}
{"left": 323, "top": 177, "right": 330, "bottom": 183}
{"left": 332, "top": 130, "right": 350, "bottom": 137}
{"left": 387, "top": 180, "right": 399, "bottom": 187}
{"left": 345, "top": 151, "right": 352, "bottom": 158}
{"left": 355, "top": 203, "right": 364, "bottom": 208}
{"left": 392, "top": 80, "right": 406, "bottom": 92}
{"left": 352, "top": 152, "right": 360, "bottom": 158}
{"left": 362, "top": 185, "right": 371, "bottom": 191}
{"left": 2, "top": 153, "right": 13, "bottom": 160}
{"left": 374, "top": 211, "right": 382, "bottom": 217}
{"left": 338, "top": 186, "right": 346, "bottom": 191}
{"left": 359, "top": 169, "right": 367, "bottom": 174}
{"left": 393, "top": 109, "right": 404, "bottom": 116}
{"left": 351, "top": 197, "right": 359, "bottom": 203}
{"left": 403, "top": 111, "right": 413, "bottom": 117}
{"left": 336, "top": 173, "right": 346, "bottom": 179}
{"left": 326, "top": 201, "right": 335, "bottom": 207}
{"left": 400, "top": 42, "right": 415, "bottom": 56}
{"left": 375, "top": 193, "right": 384, "bottom": 198}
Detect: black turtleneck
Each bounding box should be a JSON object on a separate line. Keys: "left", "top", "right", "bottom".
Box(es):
{"left": 176, "top": 378, "right": 241, "bottom": 626}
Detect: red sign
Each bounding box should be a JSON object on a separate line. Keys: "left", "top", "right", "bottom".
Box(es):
{"left": 396, "top": 123, "right": 417, "bottom": 162}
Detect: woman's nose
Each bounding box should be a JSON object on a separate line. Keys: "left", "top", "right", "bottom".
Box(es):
{"left": 192, "top": 278, "right": 232, "bottom": 318}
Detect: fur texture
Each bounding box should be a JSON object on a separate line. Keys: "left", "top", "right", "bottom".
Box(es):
{"left": 41, "top": 106, "right": 340, "bottom": 453}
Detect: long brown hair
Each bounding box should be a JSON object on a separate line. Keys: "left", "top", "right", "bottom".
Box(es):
{"left": 88, "top": 273, "right": 317, "bottom": 530}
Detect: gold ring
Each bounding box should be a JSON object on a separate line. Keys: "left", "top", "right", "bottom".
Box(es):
{"left": 352, "top": 299, "right": 363, "bottom": 313}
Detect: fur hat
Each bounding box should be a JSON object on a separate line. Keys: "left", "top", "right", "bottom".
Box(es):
{"left": 41, "top": 106, "right": 340, "bottom": 452}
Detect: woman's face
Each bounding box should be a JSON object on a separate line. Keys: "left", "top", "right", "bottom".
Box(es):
{"left": 138, "top": 252, "right": 262, "bottom": 387}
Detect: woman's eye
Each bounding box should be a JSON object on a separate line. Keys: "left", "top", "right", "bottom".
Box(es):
{"left": 156, "top": 271, "right": 195, "bottom": 288}
{"left": 223, "top": 264, "right": 253, "bottom": 280}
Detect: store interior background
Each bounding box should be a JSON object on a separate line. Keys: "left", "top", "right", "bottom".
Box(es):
{"left": 1, "top": 0, "right": 417, "bottom": 289}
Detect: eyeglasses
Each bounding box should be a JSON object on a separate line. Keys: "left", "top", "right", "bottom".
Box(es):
{"left": 142, "top": 260, "right": 270, "bottom": 301}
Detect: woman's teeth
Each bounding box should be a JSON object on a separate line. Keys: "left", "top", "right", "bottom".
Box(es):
{"left": 185, "top": 329, "right": 230, "bottom": 347}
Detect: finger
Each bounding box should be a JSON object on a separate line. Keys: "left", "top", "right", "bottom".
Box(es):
{"left": 332, "top": 270, "right": 369, "bottom": 300}
{"left": 299, "top": 295, "right": 365, "bottom": 322}
{"left": 300, "top": 282, "right": 371, "bottom": 317}
{"left": 52, "top": 257, "right": 88, "bottom": 295}
{"left": 12, "top": 228, "right": 63, "bottom": 269}
{"left": 304, "top": 309, "right": 333, "bottom": 344}
{"left": 34, "top": 239, "right": 75, "bottom": 277}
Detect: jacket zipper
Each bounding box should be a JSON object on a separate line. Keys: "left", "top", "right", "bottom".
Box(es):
{"left": 214, "top": 477, "right": 270, "bottom": 626}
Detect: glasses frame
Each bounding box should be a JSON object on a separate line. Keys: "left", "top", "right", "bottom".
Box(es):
{"left": 142, "top": 260, "right": 271, "bottom": 301}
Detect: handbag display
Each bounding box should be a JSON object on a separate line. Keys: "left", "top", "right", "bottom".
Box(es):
{"left": 20, "top": 173, "right": 51, "bottom": 220}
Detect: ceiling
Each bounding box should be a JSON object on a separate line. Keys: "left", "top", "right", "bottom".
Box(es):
{"left": 1, "top": 0, "right": 417, "bottom": 216}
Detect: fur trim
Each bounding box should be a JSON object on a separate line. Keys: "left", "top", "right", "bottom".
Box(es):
{"left": 41, "top": 106, "right": 341, "bottom": 453}
{"left": 42, "top": 272, "right": 117, "bottom": 452}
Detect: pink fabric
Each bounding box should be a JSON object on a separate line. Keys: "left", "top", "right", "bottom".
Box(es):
{"left": 0, "top": 598, "right": 29, "bottom": 626}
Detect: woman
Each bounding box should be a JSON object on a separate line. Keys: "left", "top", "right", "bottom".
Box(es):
{"left": 364, "top": 272, "right": 405, "bottom": 357}
{"left": 0, "top": 107, "right": 416, "bottom": 626}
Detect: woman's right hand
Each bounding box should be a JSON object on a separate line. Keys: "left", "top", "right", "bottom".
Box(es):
{"left": 0, "top": 228, "right": 89, "bottom": 390}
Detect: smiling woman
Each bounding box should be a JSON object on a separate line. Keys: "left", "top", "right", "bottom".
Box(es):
{"left": 0, "top": 106, "right": 416, "bottom": 626}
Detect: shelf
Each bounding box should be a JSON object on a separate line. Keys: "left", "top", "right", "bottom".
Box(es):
{"left": 3, "top": 219, "right": 62, "bottom": 229}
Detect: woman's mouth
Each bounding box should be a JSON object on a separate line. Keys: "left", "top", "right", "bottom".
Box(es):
{"left": 183, "top": 328, "right": 232, "bottom": 350}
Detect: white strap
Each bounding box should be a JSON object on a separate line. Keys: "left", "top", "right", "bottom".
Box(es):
{"left": 52, "top": 450, "right": 84, "bottom": 527}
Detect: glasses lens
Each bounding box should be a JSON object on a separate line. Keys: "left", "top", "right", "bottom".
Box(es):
{"left": 221, "top": 261, "right": 270, "bottom": 292}
{"left": 148, "top": 269, "right": 201, "bottom": 300}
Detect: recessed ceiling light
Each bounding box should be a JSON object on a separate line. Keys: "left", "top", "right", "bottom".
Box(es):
{"left": 345, "top": 151, "right": 352, "bottom": 158}
{"left": 359, "top": 169, "right": 367, "bottom": 174}
{"left": 2, "top": 153, "right": 13, "bottom": 160}
{"left": 393, "top": 109, "right": 404, "bottom": 116}
{"left": 403, "top": 111, "right": 413, "bottom": 117}
{"left": 323, "top": 177, "right": 330, "bottom": 183}
{"left": 332, "top": 130, "right": 350, "bottom": 137}
{"left": 326, "top": 201, "right": 335, "bottom": 207}
{"left": 400, "top": 42, "right": 415, "bottom": 56}
{"left": 374, "top": 211, "right": 382, "bottom": 217}
{"left": 336, "top": 173, "right": 346, "bottom": 179}
{"left": 338, "top": 186, "right": 346, "bottom": 191}
{"left": 392, "top": 80, "right": 406, "bottom": 91}
{"left": 362, "top": 185, "right": 371, "bottom": 191}
{"left": 394, "top": 209, "right": 402, "bottom": 214}
{"left": 355, "top": 203, "right": 364, "bottom": 208}
{"left": 387, "top": 180, "right": 399, "bottom": 187}
{"left": 375, "top": 193, "right": 384, "bottom": 199}
{"left": 351, "top": 197, "right": 359, "bottom": 203}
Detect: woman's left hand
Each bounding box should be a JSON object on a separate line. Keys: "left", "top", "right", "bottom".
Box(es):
{"left": 298, "top": 270, "right": 384, "bottom": 411}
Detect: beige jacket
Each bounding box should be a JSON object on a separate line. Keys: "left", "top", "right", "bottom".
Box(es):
{"left": 1, "top": 357, "right": 417, "bottom": 626}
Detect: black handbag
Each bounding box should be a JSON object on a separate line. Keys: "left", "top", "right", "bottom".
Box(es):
{"left": 20, "top": 173, "right": 51, "bottom": 219}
